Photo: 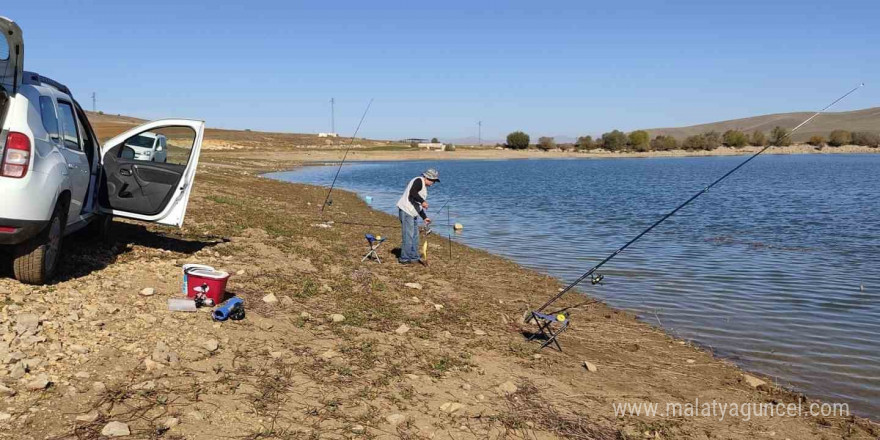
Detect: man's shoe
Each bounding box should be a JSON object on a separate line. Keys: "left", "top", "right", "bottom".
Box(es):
{"left": 399, "top": 260, "right": 413, "bottom": 265}
{"left": 417, "top": 259, "right": 429, "bottom": 267}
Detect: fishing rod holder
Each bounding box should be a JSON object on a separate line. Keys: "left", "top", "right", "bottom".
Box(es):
{"left": 591, "top": 273, "right": 605, "bottom": 285}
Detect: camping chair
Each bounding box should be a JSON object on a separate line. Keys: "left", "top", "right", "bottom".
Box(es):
{"left": 362, "top": 234, "right": 387, "bottom": 263}
{"left": 527, "top": 311, "right": 571, "bottom": 351}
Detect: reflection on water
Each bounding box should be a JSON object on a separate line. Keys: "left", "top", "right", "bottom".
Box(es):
{"left": 266, "top": 154, "right": 880, "bottom": 416}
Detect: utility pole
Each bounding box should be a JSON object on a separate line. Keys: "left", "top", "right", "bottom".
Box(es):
{"left": 478, "top": 120, "right": 482, "bottom": 146}
{"left": 91, "top": 92, "right": 96, "bottom": 112}
{"left": 330, "top": 98, "right": 335, "bottom": 134}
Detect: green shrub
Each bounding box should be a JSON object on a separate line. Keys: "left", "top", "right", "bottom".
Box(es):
{"left": 576, "top": 135, "right": 595, "bottom": 150}
{"left": 445, "top": 144, "right": 456, "bottom": 151}
{"left": 650, "top": 135, "right": 678, "bottom": 151}
{"left": 703, "top": 131, "right": 722, "bottom": 150}
{"left": 558, "top": 143, "right": 575, "bottom": 151}
{"left": 506, "top": 131, "right": 530, "bottom": 149}
{"left": 828, "top": 130, "right": 851, "bottom": 147}
{"left": 431, "top": 137, "right": 439, "bottom": 143}
{"left": 851, "top": 131, "right": 880, "bottom": 147}
{"left": 722, "top": 130, "right": 749, "bottom": 148}
{"left": 770, "top": 126, "right": 791, "bottom": 146}
{"left": 682, "top": 134, "right": 705, "bottom": 151}
{"left": 537, "top": 136, "right": 556, "bottom": 151}
{"left": 601, "top": 130, "right": 628, "bottom": 151}
{"left": 628, "top": 130, "right": 650, "bottom": 152}
{"left": 807, "top": 135, "right": 825, "bottom": 147}
{"left": 750, "top": 130, "right": 767, "bottom": 146}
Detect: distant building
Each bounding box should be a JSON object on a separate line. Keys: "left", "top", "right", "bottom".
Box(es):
{"left": 318, "top": 133, "right": 339, "bottom": 138}
{"left": 418, "top": 142, "right": 447, "bottom": 151}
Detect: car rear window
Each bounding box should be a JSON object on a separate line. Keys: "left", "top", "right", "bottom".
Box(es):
{"left": 39, "top": 96, "right": 60, "bottom": 140}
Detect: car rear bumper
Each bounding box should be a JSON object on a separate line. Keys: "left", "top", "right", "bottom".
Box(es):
{"left": 0, "top": 218, "right": 48, "bottom": 245}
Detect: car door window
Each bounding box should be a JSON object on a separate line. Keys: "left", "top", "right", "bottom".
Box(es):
{"left": 119, "top": 128, "right": 192, "bottom": 165}
{"left": 56, "top": 101, "right": 82, "bottom": 151}
{"left": 38, "top": 96, "right": 60, "bottom": 142}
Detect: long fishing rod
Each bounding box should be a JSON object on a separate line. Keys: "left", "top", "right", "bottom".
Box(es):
{"left": 535, "top": 83, "right": 865, "bottom": 314}
{"left": 321, "top": 99, "right": 375, "bottom": 215}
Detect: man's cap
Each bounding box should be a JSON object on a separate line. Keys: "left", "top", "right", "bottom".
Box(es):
{"left": 423, "top": 168, "right": 440, "bottom": 181}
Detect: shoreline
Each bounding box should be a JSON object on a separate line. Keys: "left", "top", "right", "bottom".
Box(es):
{"left": 207, "top": 143, "right": 880, "bottom": 164}
{"left": 264, "top": 163, "right": 878, "bottom": 419}
{"left": 1, "top": 148, "right": 876, "bottom": 438}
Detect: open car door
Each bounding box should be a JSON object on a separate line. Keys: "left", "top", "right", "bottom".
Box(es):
{"left": 99, "top": 119, "right": 204, "bottom": 227}
{"left": 0, "top": 16, "right": 24, "bottom": 94}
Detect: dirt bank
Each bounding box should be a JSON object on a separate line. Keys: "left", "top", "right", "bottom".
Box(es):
{"left": 0, "top": 142, "right": 877, "bottom": 439}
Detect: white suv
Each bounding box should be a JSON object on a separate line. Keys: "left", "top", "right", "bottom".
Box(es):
{"left": 0, "top": 17, "right": 205, "bottom": 284}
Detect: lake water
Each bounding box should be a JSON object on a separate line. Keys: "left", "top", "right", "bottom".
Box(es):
{"left": 266, "top": 154, "right": 880, "bottom": 417}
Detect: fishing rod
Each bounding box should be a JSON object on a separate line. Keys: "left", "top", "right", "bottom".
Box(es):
{"left": 321, "top": 99, "right": 375, "bottom": 215}
{"left": 534, "top": 83, "right": 865, "bottom": 314}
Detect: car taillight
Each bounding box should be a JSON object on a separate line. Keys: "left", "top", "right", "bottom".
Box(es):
{"left": 1, "top": 132, "right": 31, "bottom": 178}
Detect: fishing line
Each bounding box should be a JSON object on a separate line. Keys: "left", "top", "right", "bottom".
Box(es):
{"left": 321, "top": 98, "right": 374, "bottom": 215}
{"left": 535, "top": 83, "right": 865, "bottom": 314}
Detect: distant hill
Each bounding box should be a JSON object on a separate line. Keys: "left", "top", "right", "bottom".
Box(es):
{"left": 645, "top": 107, "right": 880, "bottom": 142}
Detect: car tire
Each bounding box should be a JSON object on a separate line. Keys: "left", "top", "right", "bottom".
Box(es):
{"left": 13, "top": 204, "right": 66, "bottom": 285}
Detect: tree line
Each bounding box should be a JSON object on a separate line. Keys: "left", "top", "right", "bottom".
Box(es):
{"left": 504, "top": 127, "right": 880, "bottom": 152}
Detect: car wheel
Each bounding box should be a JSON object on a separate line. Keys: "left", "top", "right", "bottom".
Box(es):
{"left": 13, "top": 204, "right": 66, "bottom": 285}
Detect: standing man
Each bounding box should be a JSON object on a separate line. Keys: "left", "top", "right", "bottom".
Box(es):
{"left": 397, "top": 168, "right": 439, "bottom": 265}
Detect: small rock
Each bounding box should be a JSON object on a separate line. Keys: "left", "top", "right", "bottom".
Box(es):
{"left": 236, "top": 269, "right": 246, "bottom": 275}
{"left": 352, "top": 424, "right": 365, "bottom": 434}
{"left": 386, "top": 413, "right": 406, "bottom": 425}
{"left": 75, "top": 371, "right": 91, "bottom": 379}
{"left": 262, "top": 293, "right": 278, "bottom": 304}
{"left": 26, "top": 374, "right": 51, "bottom": 391}
{"left": 9, "top": 363, "right": 26, "bottom": 379}
{"left": 440, "top": 402, "right": 465, "bottom": 413}
{"left": 394, "top": 324, "right": 410, "bottom": 335}
{"left": 434, "top": 303, "right": 444, "bottom": 311}
{"left": 92, "top": 382, "right": 107, "bottom": 393}
{"left": 75, "top": 411, "right": 100, "bottom": 422}
{"left": 300, "top": 312, "right": 312, "bottom": 320}
{"left": 164, "top": 417, "right": 180, "bottom": 428}
{"left": 269, "top": 351, "right": 284, "bottom": 359}
{"left": 743, "top": 374, "right": 767, "bottom": 388}
{"left": 0, "top": 384, "right": 16, "bottom": 397}
{"left": 203, "top": 339, "right": 220, "bottom": 353}
{"left": 280, "top": 296, "right": 294, "bottom": 306}
{"left": 686, "top": 359, "right": 695, "bottom": 364}
{"left": 473, "top": 329, "right": 487, "bottom": 336}
{"left": 532, "top": 354, "right": 542, "bottom": 360}
{"left": 101, "top": 421, "right": 130, "bottom": 437}
{"left": 582, "top": 361, "right": 598, "bottom": 372}
{"left": 0, "top": 412, "right": 10, "bottom": 422}
{"left": 144, "top": 358, "right": 164, "bottom": 372}
{"left": 70, "top": 344, "right": 90, "bottom": 354}
{"left": 14, "top": 313, "right": 40, "bottom": 334}
{"left": 410, "top": 297, "right": 421, "bottom": 304}
{"left": 461, "top": 383, "right": 472, "bottom": 390}
{"left": 320, "top": 350, "right": 341, "bottom": 360}
{"left": 404, "top": 282, "right": 422, "bottom": 290}
{"left": 497, "top": 381, "right": 518, "bottom": 395}
{"left": 329, "top": 314, "right": 345, "bottom": 323}
{"left": 139, "top": 287, "right": 156, "bottom": 297}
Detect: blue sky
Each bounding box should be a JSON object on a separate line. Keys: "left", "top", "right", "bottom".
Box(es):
{"left": 5, "top": 1, "right": 878, "bottom": 141}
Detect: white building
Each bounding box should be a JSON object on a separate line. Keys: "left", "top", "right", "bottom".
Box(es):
{"left": 318, "top": 132, "right": 339, "bottom": 138}
{"left": 417, "top": 142, "right": 447, "bottom": 151}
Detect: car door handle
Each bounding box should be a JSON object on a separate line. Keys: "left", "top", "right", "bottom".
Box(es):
{"left": 120, "top": 168, "right": 132, "bottom": 176}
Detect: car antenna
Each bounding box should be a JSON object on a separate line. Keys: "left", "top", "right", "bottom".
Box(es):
{"left": 321, "top": 99, "right": 374, "bottom": 216}
{"left": 532, "top": 83, "right": 864, "bottom": 318}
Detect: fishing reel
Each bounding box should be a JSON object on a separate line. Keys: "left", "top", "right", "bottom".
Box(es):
{"left": 590, "top": 273, "right": 605, "bottom": 285}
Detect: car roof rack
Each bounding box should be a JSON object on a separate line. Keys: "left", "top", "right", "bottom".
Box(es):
{"left": 22, "top": 71, "right": 73, "bottom": 97}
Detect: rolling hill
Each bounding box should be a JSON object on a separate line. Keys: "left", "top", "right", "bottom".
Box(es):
{"left": 645, "top": 107, "right": 880, "bottom": 142}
